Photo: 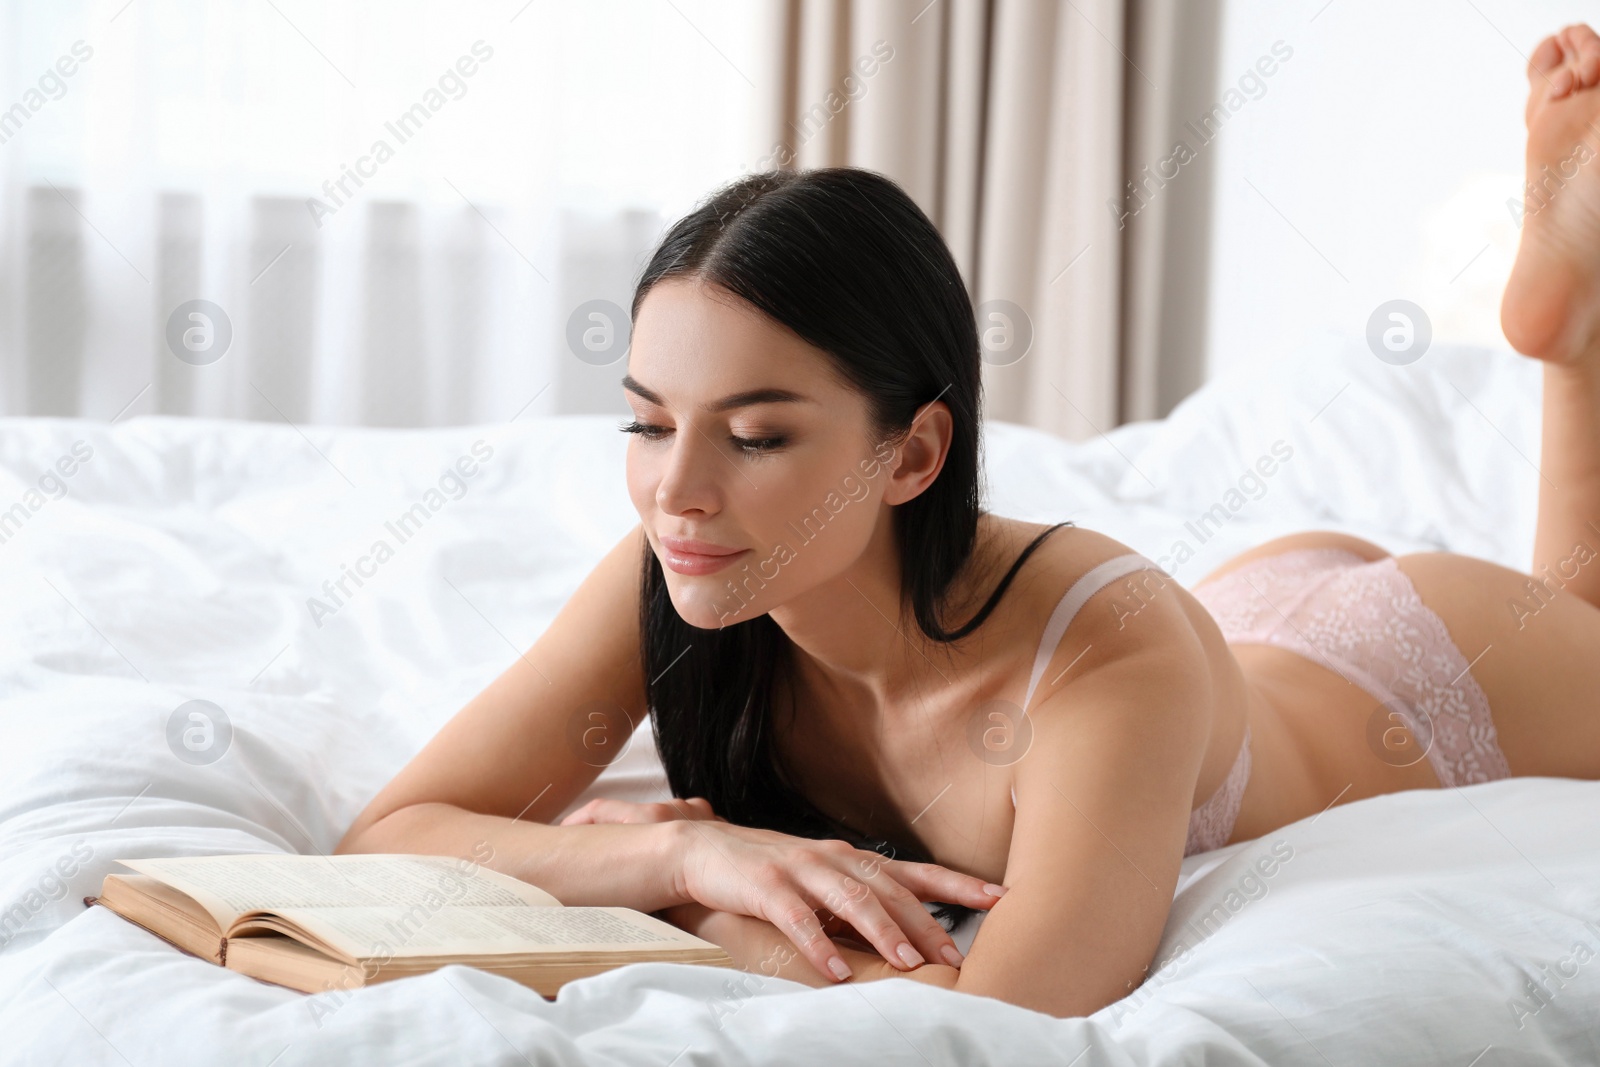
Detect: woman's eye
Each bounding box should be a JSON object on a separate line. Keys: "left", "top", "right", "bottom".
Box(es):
{"left": 731, "top": 434, "right": 786, "bottom": 456}
{"left": 619, "top": 420, "right": 669, "bottom": 441}
{"left": 620, "top": 420, "right": 785, "bottom": 456}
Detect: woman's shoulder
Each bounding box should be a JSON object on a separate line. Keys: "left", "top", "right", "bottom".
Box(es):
{"left": 979, "top": 516, "right": 1189, "bottom": 670}
{"left": 980, "top": 521, "right": 1215, "bottom": 768}
{"left": 979, "top": 515, "right": 1161, "bottom": 614}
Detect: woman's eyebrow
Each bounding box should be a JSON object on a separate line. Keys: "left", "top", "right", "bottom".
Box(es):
{"left": 621, "top": 375, "right": 815, "bottom": 412}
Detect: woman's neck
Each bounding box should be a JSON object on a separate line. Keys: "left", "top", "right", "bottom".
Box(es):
{"left": 769, "top": 512, "right": 1001, "bottom": 733}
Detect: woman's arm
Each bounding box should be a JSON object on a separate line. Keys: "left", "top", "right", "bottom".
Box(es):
{"left": 342, "top": 800, "right": 692, "bottom": 913}
{"left": 335, "top": 524, "right": 685, "bottom": 909}
{"left": 336, "top": 521, "right": 1002, "bottom": 974}
{"left": 814, "top": 582, "right": 1215, "bottom": 1016}
{"left": 657, "top": 901, "right": 926, "bottom": 988}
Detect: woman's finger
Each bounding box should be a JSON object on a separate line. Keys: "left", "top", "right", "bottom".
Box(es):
{"left": 760, "top": 889, "right": 856, "bottom": 983}
{"left": 817, "top": 910, "right": 854, "bottom": 940}
{"left": 673, "top": 798, "right": 720, "bottom": 822}
{"left": 837, "top": 854, "right": 998, "bottom": 967}
{"left": 878, "top": 857, "right": 1008, "bottom": 908}
{"left": 816, "top": 910, "right": 874, "bottom": 953}
{"left": 560, "top": 797, "right": 723, "bottom": 826}
{"left": 558, "top": 801, "right": 600, "bottom": 826}
{"left": 842, "top": 866, "right": 970, "bottom": 969}
{"left": 678, "top": 797, "right": 716, "bottom": 819}
{"left": 801, "top": 866, "right": 935, "bottom": 972}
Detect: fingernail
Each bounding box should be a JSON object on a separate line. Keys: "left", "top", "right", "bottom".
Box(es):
{"left": 896, "top": 943, "right": 924, "bottom": 968}
{"left": 940, "top": 944, "right": 965, "bottom": 967}
{"left": 984, "top": 883, "right": 1008, "bottom": 897}
{"left": 828, "top": 956, "right": 852, "bottom": 981}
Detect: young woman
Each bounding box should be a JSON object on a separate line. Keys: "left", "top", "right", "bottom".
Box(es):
{"left": 337, "top": 24, "right": 1600, "bottom": 1019}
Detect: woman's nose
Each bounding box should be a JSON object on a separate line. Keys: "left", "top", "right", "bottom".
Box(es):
{"left": 654, "top": 428, "right": 723, "bottom": 516}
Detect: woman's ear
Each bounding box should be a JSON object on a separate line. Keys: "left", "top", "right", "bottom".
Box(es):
{"left": 882, "top": 399, "right": 953, "bottom": 506}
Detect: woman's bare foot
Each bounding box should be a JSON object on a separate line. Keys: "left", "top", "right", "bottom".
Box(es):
{"left": 1501, "top": 24, "right": 1600, "bottom": 364}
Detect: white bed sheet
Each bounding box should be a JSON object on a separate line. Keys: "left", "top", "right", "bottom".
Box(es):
{"left": 2, "top": 335, "right": 1598, "bottom": 1065}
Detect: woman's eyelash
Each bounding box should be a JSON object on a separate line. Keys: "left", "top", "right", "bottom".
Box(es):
{"left": 618, "top": 419, "right": 668, "bottom": 441}
{"left": 733, "top": 434, "right": 787, "bottom": 454}
{"left": 618, "top": 420, "right": 787, "bottom": 456}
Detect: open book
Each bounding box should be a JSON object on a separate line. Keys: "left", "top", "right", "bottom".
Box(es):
{"left": 87, "top": 853, "right": 732, "bottom": 997}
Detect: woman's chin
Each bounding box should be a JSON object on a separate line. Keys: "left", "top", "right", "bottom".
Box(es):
{"left": 667, "top": 587, "right": 764, "bottom": 630}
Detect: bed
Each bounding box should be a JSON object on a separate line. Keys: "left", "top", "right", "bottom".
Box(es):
{"left": 2, "top": 334, "right": 1597, "bottom": 1065}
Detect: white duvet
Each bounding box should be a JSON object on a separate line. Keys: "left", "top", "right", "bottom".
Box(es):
{"left": 2, "top": 335, "right": 1598, "bottom": 1065}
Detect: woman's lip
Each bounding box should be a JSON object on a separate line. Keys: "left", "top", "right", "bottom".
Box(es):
{"left": 662, "top": 547, "right": 750, "bottom": 576}
{"left": 660, "top": 536, "right": 742, "bottom": 556}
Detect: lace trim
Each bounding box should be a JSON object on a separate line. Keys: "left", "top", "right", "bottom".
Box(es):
{"left": 1191, "top": 547, "right": 1512, "bottom": 790}
{"left": 1185, "top": 724, "right": 1252, "bottom": 856}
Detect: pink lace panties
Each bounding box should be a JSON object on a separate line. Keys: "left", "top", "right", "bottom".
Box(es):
{"left": 1184, "top": 546, "right": 1513, "bottom": 852}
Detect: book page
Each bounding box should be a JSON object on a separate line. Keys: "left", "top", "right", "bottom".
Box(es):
{"left": 273, "top": 905, "right": 715, "bottom": 960}
{"left": 119, "top": 854, "right": 562, "bottom": 931}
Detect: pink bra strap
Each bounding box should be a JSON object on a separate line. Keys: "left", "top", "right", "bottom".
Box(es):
{"left": 1020, "top": 553, "right": 1166, "bottom": 711}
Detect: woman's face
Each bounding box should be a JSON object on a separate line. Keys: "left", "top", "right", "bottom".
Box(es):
{"left": 623, "top": 277, "right": 904, "bottom": 630}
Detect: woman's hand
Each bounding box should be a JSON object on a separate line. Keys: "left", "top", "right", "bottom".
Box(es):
{"left": 816, "top": 910, "right": 873, "bottom": 951}
{"left": 559, "top": 795, "right": 727, "bottom": 825}
{"left": 667, "top": 820, "right": 1005, "bottom": 984}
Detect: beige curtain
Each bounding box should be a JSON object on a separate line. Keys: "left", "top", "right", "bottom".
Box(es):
{"left": 761, "top": 0, "right": 1221, "bottom": 438}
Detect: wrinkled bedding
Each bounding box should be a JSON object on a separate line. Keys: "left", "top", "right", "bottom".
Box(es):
{"left": 2, "top": 336, "right": 1596, "bottom": 1065}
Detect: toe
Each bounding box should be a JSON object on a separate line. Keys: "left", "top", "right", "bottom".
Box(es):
{"left": 1558, "top": 25, "right": 1600, "bottom": 88}
{"left": 1563, "top": 23, "right": 1600, "bottom": 52}
{"left": 1582, "top": 52, "right": 1600, "bottom": 90}
{"left": 1561, "top": 24, "right": 1588, "bottom": 57}
{"left": 1576, "top": 25, "right": 1600, "bottom": 87}
{"left": 1530, "top": 34, "right": 1566, "bottom": 83}
{"left": 1550, "top": 66, "right": 1577, "bottom": 100}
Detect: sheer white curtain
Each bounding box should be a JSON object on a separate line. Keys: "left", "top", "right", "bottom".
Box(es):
{"left": 0, "top": 0, "right": 774, "bottom": 425}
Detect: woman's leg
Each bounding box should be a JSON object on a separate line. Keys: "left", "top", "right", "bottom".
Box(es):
{"left": 1387, "top": 26, "right": 1600, "bottom": 783}
{"left": 1501, "top": 24, "right": 1600, "bottom": 606}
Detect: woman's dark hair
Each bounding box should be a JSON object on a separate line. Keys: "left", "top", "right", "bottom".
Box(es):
{"left": 632, "top": 167, "right": 1069, "bottom": 932}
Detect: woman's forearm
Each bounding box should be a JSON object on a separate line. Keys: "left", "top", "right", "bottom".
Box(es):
{"left": 336, "top": 800, "right": 689, "bottom": 913}
{"left": 346, "top": 805, "right": 966, "bottom": 990}
{"left": 658, "top": 901, "right": 853, "bottom": 987}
